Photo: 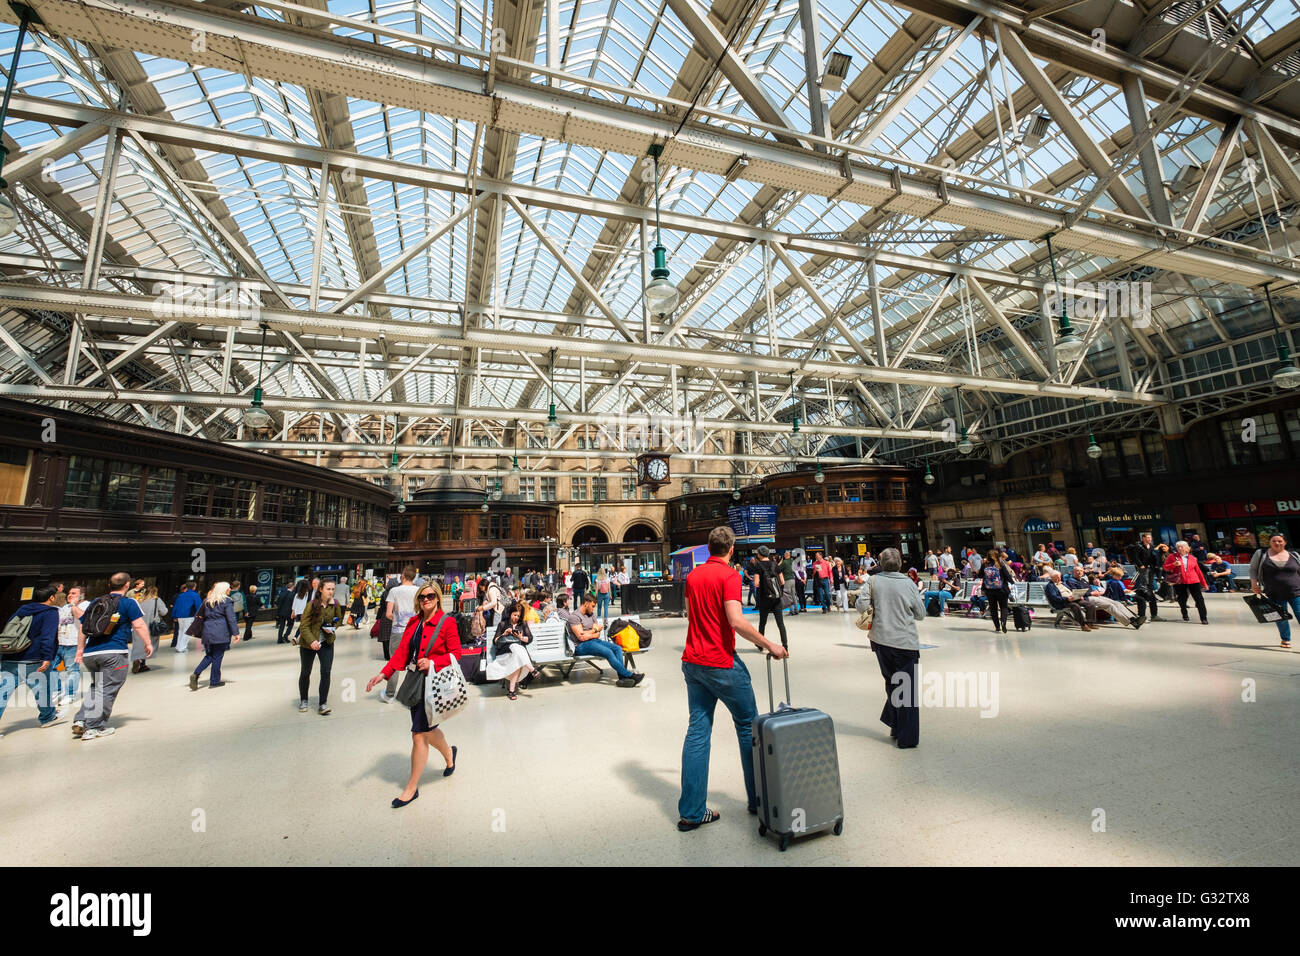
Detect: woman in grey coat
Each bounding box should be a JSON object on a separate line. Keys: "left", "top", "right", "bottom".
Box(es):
{"left": 857, "top": 548, "right": 926, "bottom": 748}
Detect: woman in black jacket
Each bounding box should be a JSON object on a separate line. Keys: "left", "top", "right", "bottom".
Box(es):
{"left": 484, "top": 601, "right": 540, "bottom": 701}
{"left": 980, "top": 549, "right": 1016, "bottom": 634}
{"left": 189, "top": 582, "right": 240, "bottom": 690}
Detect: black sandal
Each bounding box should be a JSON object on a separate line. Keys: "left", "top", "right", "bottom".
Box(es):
{"left": 677, "top": 808, "right": 721, "bottom": 831}
{"left": 508, "top": 688, "right": 518, "bottom": 701}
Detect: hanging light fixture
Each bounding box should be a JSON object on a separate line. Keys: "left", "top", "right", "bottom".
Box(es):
{"left": 814, "top": 461, "right": 825, "bottom": 483}
{"left": 923, "top": 461, "right": 935, "bottom": 486}
{"left": 241, "top": 323, "right": 273, "bottom": 429}
{"left": 1086, "top": 431, "right": 1103, "bottom": 459}
{"left": 643, "top": 143, "right": 679, "bottom": 316}
{"left": 1264, "top": 285, "right": 1300, "bottom": 389}
{"left": 1046, "top": 236, "right": 1085, "bottom": 363}
{"left": 491, "top": 479, "right": 503, "bottom": 501}
{"left": 396, "top": 499, "right": 407, "bottom": 514}
{"left": 511, "top": 454, "right": 521, "bottom": 474}
{"left": 545, "top": 348, "right": 562, "bottom": 440}
{"left": 957, "top": 428, "right": 974, "bottom": 455}
{"left": 0, "top": 6, "right": 37, "bottom": 240}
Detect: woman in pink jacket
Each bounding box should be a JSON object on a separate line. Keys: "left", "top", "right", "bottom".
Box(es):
{"left": 1162, "top": 540, "right": 1208, "bottom": 625}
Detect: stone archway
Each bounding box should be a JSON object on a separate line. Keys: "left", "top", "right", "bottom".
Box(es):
{"left": 570, "top": 523, "right": 610, "bottom": 546}
{"left": 620, "top": 521, "right": 661, "bottom": 542}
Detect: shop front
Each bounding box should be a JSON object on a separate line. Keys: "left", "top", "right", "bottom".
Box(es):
{"left": 1076, "top": 507, "right": 1178, "bottom": 559}
{"left": 1203, "top": 499, "right": 1300, "bottom": 560}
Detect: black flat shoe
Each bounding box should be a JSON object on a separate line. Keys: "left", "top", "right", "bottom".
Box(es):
{"left": 391, "top": 790, "right": 419, "bottom": 808}
{"left": 677, "top": 809, "right": 720, "bottom": 831}
{"left": 443, "top": 746, "right": 457, "bottom": 777}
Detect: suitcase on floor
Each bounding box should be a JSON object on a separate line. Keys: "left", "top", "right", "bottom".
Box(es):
{"left": 1011, "top": 604, "right": 1032, "bottom": 631}
{"left": 751, "top": 655, "right": 844, "bottom": 851}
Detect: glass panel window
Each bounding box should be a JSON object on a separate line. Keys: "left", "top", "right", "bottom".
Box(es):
{"left": 63, "top": 456, "right": 105, "bottom": 508}
{"left": 236, "top": 481, "right": 258, "bottom": 520}
{"left": 640, "top": 486, "right": 653, "bottom": 500}
{"left": 1284, "top": 408, "right": 1300, "bottom": 449}
{"left": 261, "top": 484, "right": 283, "bottom": 522}
{"left": 826, "top": 483, "right": 844, "bottom": 503}
{"left": 1141, "top": 434, "right": 1168, "bottom": 475}
{"left": 592, "top": 477, "right": 608, "bottom": 502}
{"left": 142, "top": 468, "right": 177, "bottom": 514}
{"left": 860, "top": 481, "right": 875, "bottom": 502}
{"left": 211, "top": 477, "right": 238, "bottom": 518}
{"left": 621, "top": 476, "right": 636, "bottom": 500}
{"left": 183, "top": 476, "right": 212, "bottom": 516}
{"left": 1257, "top": 412, "right": 1286, "bottom": 462}
{"left": 520, "top": 477, "right": 536, "bottom": 502}
{"left": 1099, "top": 441, "right": 1122, "bottom": 479}
{"left": 1220, "top": 421, "right": 1251, "bottom": 466}
{"left": 477, "top": 513, "right": 508, "bottom": 539}
{"left": 540, "top": 477, "right": 557, "bottom": 502}
{"left": 791, "top": 485, "right": 807, "bottom": 505}
{"left": 892, "top": 482, "right": 905, "bottom": 501}
{"left": 103, "top": 461, "right": 142, "bottom": 512}
{"left": 389, "top": 515, "right": 410, "bottom": 543}
{"left": 281, "top": 487, "right": 307, "bottom": 525}
{"left": 806, "top": 485, "right": 822, "bottom": 505}
{"left": 523, "top": 515, "right": 545, "bottom": 539}
{"left": 1120, "top": 437, "right": 1143, "bottom": 476}
{"left": 571, "top": 476, "right": 588, "bottom": 501}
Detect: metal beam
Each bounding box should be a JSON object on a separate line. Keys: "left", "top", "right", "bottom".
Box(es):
{"left": 1183, "top": 116, "right": 1245, "bottom": 233}
{"left": 967, "top": 276, "right": 1050, "bottom": 379}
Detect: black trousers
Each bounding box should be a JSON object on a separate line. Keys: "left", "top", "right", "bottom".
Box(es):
{"left": 1134, "top": 568, "right": 1160, "bottom": 618}
{"left": 757, "top": 600, "right": 788, "bottom": 648}
{"left": 871, "top": 641, "right": 919, "bottom": 748}
{"left": 298, "top": 643, "right": 334, "bottom": 705}
{"left": 795, "top": 578, "right": 806, "bottom": 611}
{"left": 1175, "top": 583, "right": 1207, "bottom": 622}
{"left": 243, "top": 611, "right": 256, "bottom": 641}
{"left": 986, "top": 589, "right": 1010, "bottom": 630}
{"left": 276, "top": 616, "right": 292, "bottom": 642}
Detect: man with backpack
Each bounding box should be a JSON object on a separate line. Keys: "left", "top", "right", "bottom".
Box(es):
{"left": 0, "top": 585, "right": 64, "bottom": 734}
{"left": 73, "top": 572, "right": 151, "bottom": 741}
{"left": 748, "top": 546, "right": 788, "bottom": 649}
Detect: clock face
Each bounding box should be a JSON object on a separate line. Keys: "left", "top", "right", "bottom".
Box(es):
{"left": 647, "top": 457, "right": 669, "bottom": 482}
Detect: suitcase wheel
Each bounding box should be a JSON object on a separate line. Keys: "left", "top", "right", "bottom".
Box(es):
{"left": 779, "top": 833, "right": 791, "bottom": 852}
{"left": 757, "top": 823, "right": 767, "bottom": 837}
{"left": 833, "top": 819, "right": 843, "bottom": 836}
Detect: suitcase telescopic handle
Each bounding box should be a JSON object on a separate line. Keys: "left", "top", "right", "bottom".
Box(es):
{"left": 765, "top": 652, "right": 792, "bottom": 710}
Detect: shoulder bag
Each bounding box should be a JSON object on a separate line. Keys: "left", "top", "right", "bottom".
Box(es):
{"left": 425, "top": 647, "right": 469, "bottom": 724}
{"left": 394, "top": 615, "right": 452, "bottom": 709}
{"left": 854, "top": 578, "right": 874, "bottom": 632}
{"left": 186, "top": 606, "right": 206, "bottom": 638}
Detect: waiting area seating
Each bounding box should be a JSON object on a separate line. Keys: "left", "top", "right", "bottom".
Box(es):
{"left": 484, "top": 615, "right": 649, "bottom": 682}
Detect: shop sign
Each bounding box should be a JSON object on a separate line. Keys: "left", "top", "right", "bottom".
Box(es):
{"left": 1277, "top": 499, "right": 1300, "bottom": 514}
{"left": 1023, "top": 518, "right": 1061, "bottom": 533}
{"left": 1090, "top": 510, "right": 1166, "bottom": 525}
{"left": 857, "top": 543, "right": 866, "bottom": 556}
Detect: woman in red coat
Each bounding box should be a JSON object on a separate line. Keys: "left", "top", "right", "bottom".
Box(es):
{"left": 1162, "top": 540, "right": 1209, "bottom": 625}
{"left": 366, "top": 581, "right": 462, "bottom": 807}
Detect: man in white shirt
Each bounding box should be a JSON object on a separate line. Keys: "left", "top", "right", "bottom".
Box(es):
{"left": 379, "top": 565, "right": 419, "bottom": 703}
{"left": 861, "top": 552, "right": 878, "bottom": 573}
{"left": 53, "top": 585, "right": 87, "bottom": 707}
{"left": 938, "top": 547, "right": 955, "bottom": 571}
{"left": 969, "top": 551, "right": 982, "bottom": 573}
{"left": 924, "top": 550, "right": 938, "bottom": 572}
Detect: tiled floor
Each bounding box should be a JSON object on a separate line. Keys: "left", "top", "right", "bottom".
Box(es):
{"left": 1, "top": 594, "right": 1295, "bottom": 865}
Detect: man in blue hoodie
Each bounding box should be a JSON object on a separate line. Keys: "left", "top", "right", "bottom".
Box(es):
{"left": 171, "top": 581, "right": 202, "bottom": 652}
{"left": 0, "top": 585, "right": 63, "bottom": 733}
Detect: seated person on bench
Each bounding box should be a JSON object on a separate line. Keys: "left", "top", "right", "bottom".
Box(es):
{"left": 561, "top": 593, "right": 644, "bottom": 688}
{"left": 1045, "top": 570, "right": 1097, "bottom": 631}
{"left": 921, "top": 577, "right": 952, "bottom": 615}
{"left": 1205, "top": 554, "right": 1236, "bottom": 592}
{"left": 1081, "top": 571, "right": 1145, "bottom": 628}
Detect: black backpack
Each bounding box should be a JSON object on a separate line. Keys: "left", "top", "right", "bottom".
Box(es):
{"left": 82, "top": 594, "right": 123, "bottom": 640}
{"left": 926, "top": 595, "right": 943, "bottom": 617}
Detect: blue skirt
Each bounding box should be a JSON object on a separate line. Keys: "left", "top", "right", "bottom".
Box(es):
{"left": 410, "top": 703, "right": 439, "bottom": 734}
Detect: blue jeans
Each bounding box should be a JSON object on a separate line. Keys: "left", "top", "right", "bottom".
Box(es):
{"left": 679, "top": 657, "right": 758, "bottom": 822}
{"left": 1276, "top": 595, "right": 1300, "bottom": 642}
{"left": 923, "top": 589, "right": 948, "bottom": 612}
{"left": 596, "top": 591, "right": 611, "bottom": 619}
{"left": 573, "top": 638, "right": 632, "bottom": 679}
{"left": 0, "top": 660, "right": 58, "bottom": 725}
{"left": 52, "top": 645, "right": 80, "bottom": 700}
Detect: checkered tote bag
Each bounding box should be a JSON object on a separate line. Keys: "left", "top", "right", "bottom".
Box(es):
{"left": 424, "top": 655, "right": 469, "bottom": 723}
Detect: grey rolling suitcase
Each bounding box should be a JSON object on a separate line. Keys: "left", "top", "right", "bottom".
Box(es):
{"left": 751, "top": 655, "right": 844, "bottom": 851}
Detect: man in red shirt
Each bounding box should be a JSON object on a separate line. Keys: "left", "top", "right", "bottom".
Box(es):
{"left": 678, "top": 526, "right": 787, "bottom": 832}
{"left": 812, "top": 552, "right": 833, "bottom": 613}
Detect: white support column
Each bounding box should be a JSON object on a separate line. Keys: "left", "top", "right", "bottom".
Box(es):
{"left": 798, "top": 0, "right": 828, "bottom": 149}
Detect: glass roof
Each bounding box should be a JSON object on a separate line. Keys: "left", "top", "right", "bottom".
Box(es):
{"left": 1, "top": 0, "right": 1298, "bottom": 449}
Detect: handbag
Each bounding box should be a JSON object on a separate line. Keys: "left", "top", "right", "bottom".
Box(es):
{"left": 854, "top": 579, "right": 874, "bottom": 632}
{"left": 425, "top": 652, "right": 469, "bottom": 723}
{"left": 186, "top": 607, "right": 206, "bottom": 638}
{"left": 394, "top": 615, "right": 453, "bottom": 709}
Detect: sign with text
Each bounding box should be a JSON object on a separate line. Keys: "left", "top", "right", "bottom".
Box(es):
{"left": 727, "top": 505, "right": 777, "bottom": 540}
{"left": 1023, "top": 518, "right": 1062, "bottom": 533}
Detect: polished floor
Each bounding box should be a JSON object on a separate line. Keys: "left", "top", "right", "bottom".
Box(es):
{"left": 1, "top": 593, "right": 1295, "bottom": 866}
